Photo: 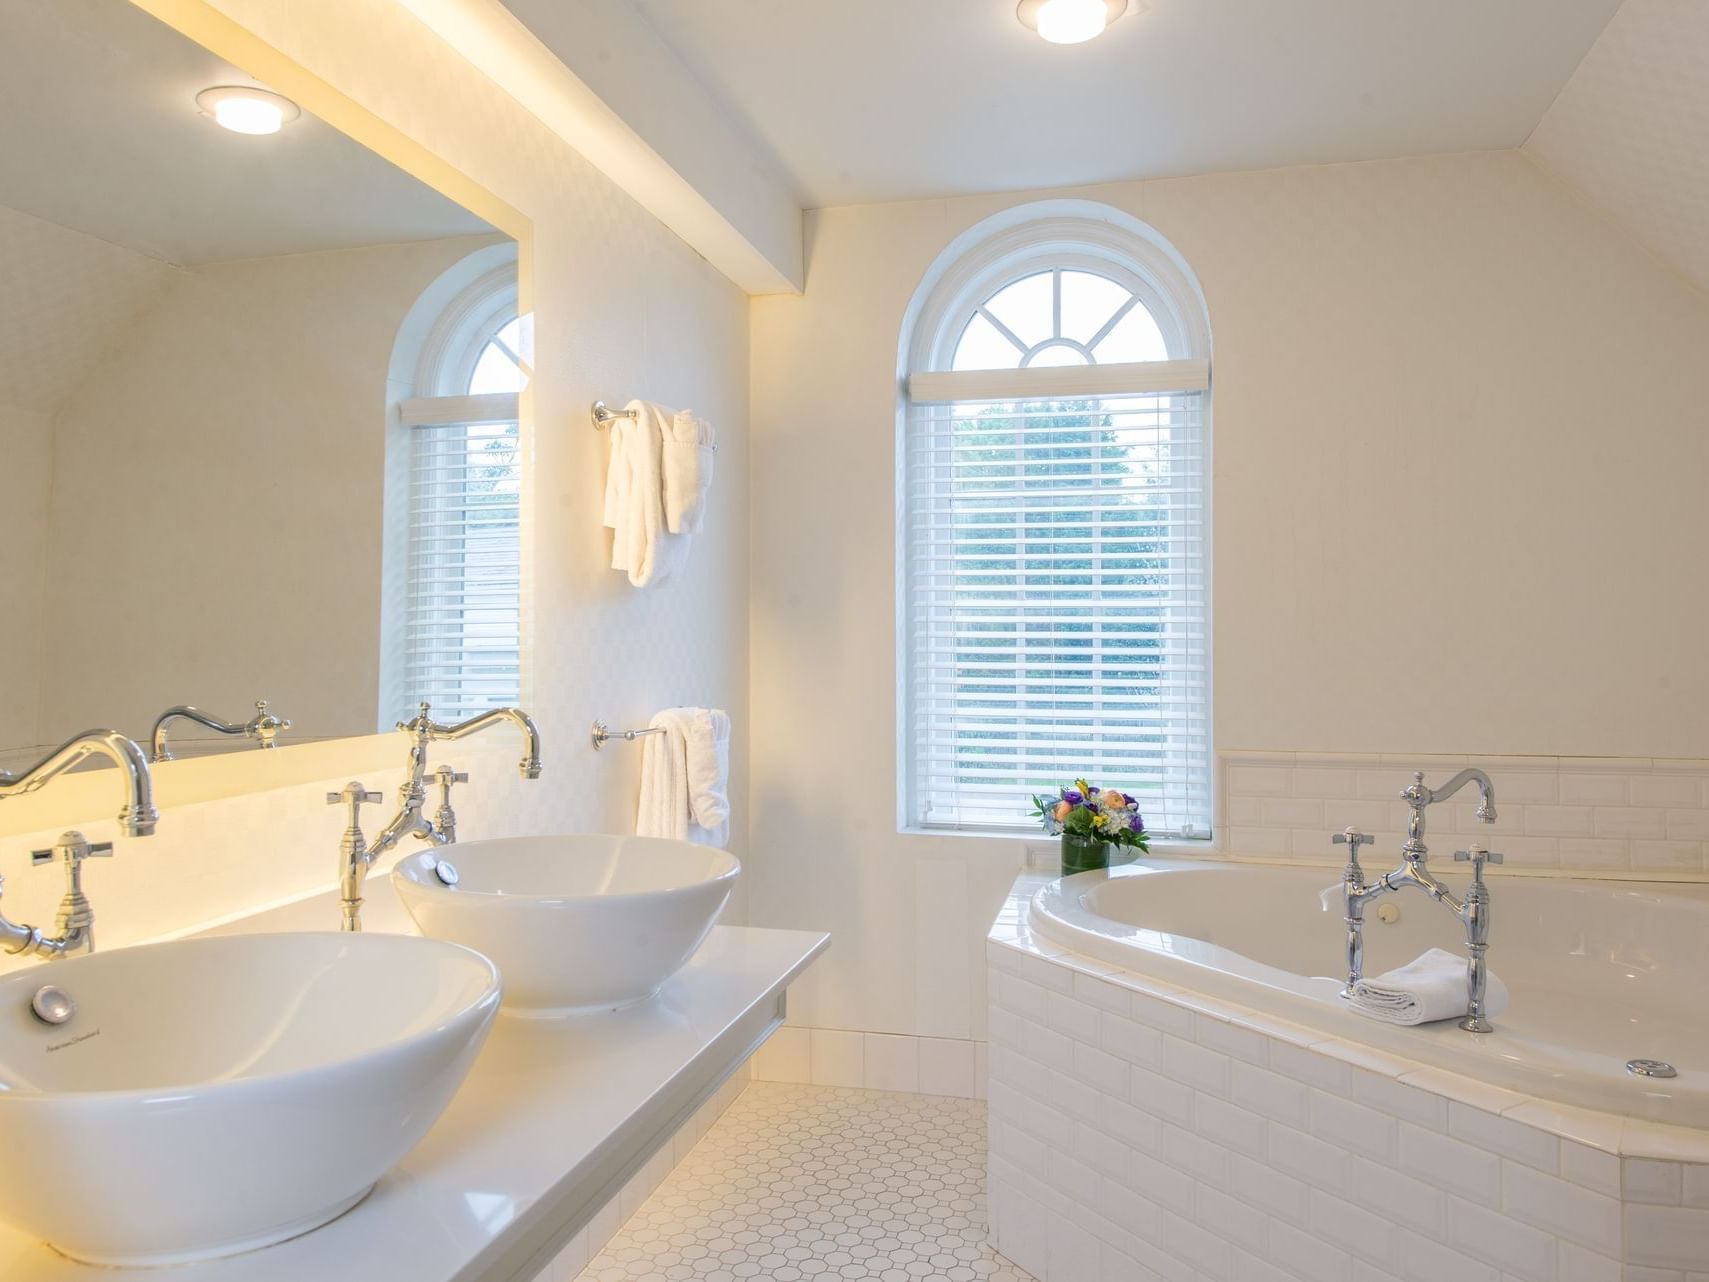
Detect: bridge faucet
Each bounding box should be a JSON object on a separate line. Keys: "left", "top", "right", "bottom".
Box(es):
{"left": 0, "top": 730, "right": 158, "bottom": 959}
{"left": 151, "top": 700, "right": 291, "bottom": 763}
{"left": 1334, "top": 768, "right": 1501, "bottom": 1033}
{"left": 332, "top": 702, "right": 541, "bottom": 930}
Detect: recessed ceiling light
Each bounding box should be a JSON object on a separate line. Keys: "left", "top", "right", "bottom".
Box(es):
{"left": 1016, "top": 0, "right": 1129, "bottom": 44}
{"left": 195, "top": 86, "right": 300, "bottom": 135}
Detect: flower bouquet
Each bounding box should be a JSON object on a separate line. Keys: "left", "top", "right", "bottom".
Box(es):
{"left": 1030, "top": 779, "right": 1149, "bottom": 875}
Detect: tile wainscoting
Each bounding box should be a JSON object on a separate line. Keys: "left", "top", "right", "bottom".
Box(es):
{"left": 1219, "top": 751, "right": 1709, "bottom": 878}
{"left": 751, "top": 1026, "right": 989, "bottom": 1100}
{"left": 985, "top": 928, "right": 1709, "bottom": 1282}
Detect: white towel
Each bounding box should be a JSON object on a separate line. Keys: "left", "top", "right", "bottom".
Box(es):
{"left": 663, "top": 409, "right": 716, "bottom": 535}
{"left": 636, "top": 707, "right": 730, "bottom": 848}
{"left": 1349, "top": 948, "right": 1508, "bottom": 1026}
{"left": 602, "top": 401, "right": 684, "bottom": 587}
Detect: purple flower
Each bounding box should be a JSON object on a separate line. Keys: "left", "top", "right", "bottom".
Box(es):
{"left": 1122, "top": 793, "right": 1136, "bottom": 806}
{"left": 1062, "top": 790, "right": 1084, "bottom": 805}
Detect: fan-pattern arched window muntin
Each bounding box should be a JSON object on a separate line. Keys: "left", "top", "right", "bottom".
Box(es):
{"left": 952, "top": 268, "right": 1169, "bottom": 371}
{"left": 902, "top": 213, "right": 1211, "bottom": 840}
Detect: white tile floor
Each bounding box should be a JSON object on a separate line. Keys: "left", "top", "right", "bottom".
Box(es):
{"left": 580, "top": 1082, "right": 1035, "bottom": 1282}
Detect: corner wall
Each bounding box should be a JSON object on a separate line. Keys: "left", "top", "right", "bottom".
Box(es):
{"left": 747, "top": 150, "right": 1709, "bottom": 1044}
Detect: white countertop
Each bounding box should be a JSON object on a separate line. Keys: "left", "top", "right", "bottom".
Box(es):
{"left": 0, "top": 881, "right": 828, "bottom": 1282}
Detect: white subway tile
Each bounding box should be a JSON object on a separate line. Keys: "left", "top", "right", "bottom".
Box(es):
{"left": 1351, "top": 1068, "right": 1448, "bottom": 1131}
{"left": 1047, "top": 1208, "right": 1102, "bottom": 1282}
{"left": 1073, "top": 969, "right": 1132, "bottom": 1014}
{"left": 1345, "top": 1154, "right": 1447, "bottom": 1236}
{"left": 1048, "top": 991, "right": 1103, "bottom": 1043}
{"left": 1193, "top": 1182, "right": 1268, "bottom": 1254}
{"left": 989, "top": 1175, "right": 1048, "bottom": 1278}
{"left": 1130, "top": 1147, "right": 1197, "bottom": 1216}
{"left": 1073, "top": 1040, "right": 1132, "bottom": 1100}
{"left": 1268, "top": 1217, "right": 1352, "bottom": 1282}
{"left": 1682, "top": 1165, "right": 1709, "bottom": 1209}
{"left": 1631, "top": 775, "right": 1704, "bottom": 808}
{"left": 1293, "top": 767, "right": 1358, "bottom": 797}
{"left": 1631, "top": 841, "right": 1705, "bottom": 872}
{"left": 1666, "top": 810, "right": 1709, "bottom": 841}
{"left": 1163, "top": 1209, "right": 1235, "bottom": 1277}
{"left": 751, "top": 1025, "right": 811, "bottom": 1082}
{"left": 1503, "top": 1160, "right": 1623, "bottom": 1256}
{"left": 1445, "top": 1193, "right": 1557, "bottom": 1282}
{"left": 1270, "top": 1121, "right": 1351, "bottom": 1195}
{"left": 1310, "top": 1088, "right": 1399, "bottom": 1162}
{"left": 1234, "top": 1061, "right": 1311, "bottom": 1128}
{"left": 1269, "top": 1040, "right": 1353, "bottom": 1093}
{"left": 1624, "top": 1204, "right": 1709, "bottom": 1271}
{"left": 862, "top": 1033, "right": 920, "bottom": 1092}
{"left": 1557, "top": 1241, "right": 1621, "bottom": 1282}
{"left": 1560, "top": 1142, "right": 1622, "bottom": 1198}
{"left": 1626, "top": 1158, "right": 1686, "bottom": 1205}
{"left": 1391, "top": 1226, "right": 1500, "bottom": 1282}
{"left": 1230, "top": 765, "right": 1292, "bottom": 797}
{"left": 808, "top": 1028, "right": 864, "bottom": 1087}
{"left": 1196, "top": 1092, "right": 1268, "bottom": 1158}
{"left": 1525, "top": 804, "right": 1595, "bottom": 836}
{"left": 1227, "top": 796, "right": 1265, "bottom": 826}
{"left": 1398, "top": 1121, "right": 1502, "bottom": 1201}
{"left": 1130, "top": 1064, "right": 1196, "bottom": 1124}
{"left": 1163, "top": 1033, "right": 1233, "bottom": 1098}
{"left": 1229, "top": 1151, "right": 1308, "bottom": 1220}
{"left": 1162, "top": 1120, "right": 1232, "bottom": 1187}
{"left": 1448, "top": 1101, "right": 1560, "bottom": 1172}
{"left": 1103, "top": 1010, "right": 1166, "bottom": 1067}
{"left": 1197, "top": 1014, "right": 1271, "bottom": 1066}
{"left": 1261, "top": 797, "right": 1324, "bottom": 828}
{"left": 1595, "top": 807, "right": 1668, "bottom": 840}
{"left": 1309, "top": 1186, "right": 1396, "bottom": 1265}
{"left": 1559, "top": 837, "right": 1632, "bottom": 868}
{"left": 1129, "top": 990, "right": 1198, "bottom": 1037}
{"left": 1560, "top": 774, "right": 1629, "bottom": 805}
{"left": 917, "top": 1036, "right": 977, "bottom": 1098}
{"left": 1228, "top": 826, "right": 1294, "bottom": 857}
{"left": 1097, "top": 1180, "right": 1164, "bottom": 1243}
{"left": 995, "top": 971, "right": 1049, "bottom": 1021}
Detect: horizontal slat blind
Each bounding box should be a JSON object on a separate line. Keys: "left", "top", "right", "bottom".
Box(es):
{"left": 904, "top": 390, "right": 1211, "bottom": 837}
{"left": 404, "top": 413, "right": 521, "bottom": 721}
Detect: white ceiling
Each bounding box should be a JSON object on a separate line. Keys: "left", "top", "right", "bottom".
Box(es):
{"left": 1525, "top": 0, "right": 1709, "bottom": 292}
{"left": 622, "top": 0, "right": 1624, "bottom": 208}
{"left": 0, "top": 0, "right": 490, "bottom": 265}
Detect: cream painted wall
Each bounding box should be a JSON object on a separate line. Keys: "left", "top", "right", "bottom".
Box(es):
{"left": 0, "top": 0, "right": 751, "bottom": 947}
{"left": 0, "top": 403, "right": 52, "bottom": 752}
{"left": 747, "top": 150, "right": 1709, "bottom": 1041}
{"left": 39, "top": 234, "right": 498, "bottom": 746}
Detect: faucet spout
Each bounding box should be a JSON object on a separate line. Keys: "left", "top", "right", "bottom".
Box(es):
{"left": 1430, "top": 767, "right": 1498, "bottom": 823}
{"left": 403, "top": 705, "right": 542, "bottom": 779}
{"left": 0, "top": 729, "right": 158, "bottom": 837}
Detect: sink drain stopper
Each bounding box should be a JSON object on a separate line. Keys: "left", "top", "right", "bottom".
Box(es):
{"left": 1626, "top": 1059, "right": 1678, "bottom": 1079}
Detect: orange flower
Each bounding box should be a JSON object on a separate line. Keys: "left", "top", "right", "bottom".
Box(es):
{"left": 1052, "top": 800, "right": 1072, "bottom": 822}
{"left": 1100, "top": 789, "right": 1125, "bottom": 809}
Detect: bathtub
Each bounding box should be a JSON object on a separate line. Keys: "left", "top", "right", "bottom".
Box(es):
{"left": 1029, "top": 858, "right": 1709, "bottom": 1129}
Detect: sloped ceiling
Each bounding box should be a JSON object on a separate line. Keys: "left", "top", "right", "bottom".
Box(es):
{"left": 1526, "top": 0, "right": 1709, "bottom": 291}
{"left": 0, "top": 205, "right": 176, "bottom": 415}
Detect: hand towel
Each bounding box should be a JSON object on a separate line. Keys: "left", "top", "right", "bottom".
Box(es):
{"left": 636, "top": 707, "right": 729, "bottom": 848}
{"left": 601, "top": 401, "right": 684, "bottom": 587}
{"left": 662, "top": 409, "right": 716, "bottom": 535}
{"left": 686, "top": 708, "right": 730, "bottom": 843}
{"left": 1349, "top": 947, "right": 1508, "bottom": 1026}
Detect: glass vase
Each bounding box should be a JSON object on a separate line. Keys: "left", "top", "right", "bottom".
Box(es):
{"left": 1060, "top": 832, "right": 1113, "bottom": 876}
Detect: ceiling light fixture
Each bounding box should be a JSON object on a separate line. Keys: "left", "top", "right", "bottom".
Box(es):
{"left": 1016, "top": 0, "right": 1129, "bottom": 44}
{"left": 195, "top": 86, "right": 301, "bottom": 135}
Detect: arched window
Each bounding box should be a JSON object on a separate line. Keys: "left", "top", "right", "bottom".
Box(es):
{"left": 900, "top": 207, "right": 1212, "bottom": 839}
{"left": 384, "top": 247, "right": 523, "bottom": 726}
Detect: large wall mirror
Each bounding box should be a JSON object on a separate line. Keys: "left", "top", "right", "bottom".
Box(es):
{"left": 0, "top": 0, "right": 524, "bottom": 771}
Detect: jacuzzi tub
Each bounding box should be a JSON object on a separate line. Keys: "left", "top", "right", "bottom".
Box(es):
{"left": 1029, "top": 858, "right": 1709, "bottom": 1128}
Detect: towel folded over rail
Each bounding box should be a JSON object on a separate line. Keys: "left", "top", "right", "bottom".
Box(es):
{"left": 636, "top": 706, "right": 730, "bottom": 848}
{"left": 1349, "top": 947, "right": 1508, "bottom": 1026}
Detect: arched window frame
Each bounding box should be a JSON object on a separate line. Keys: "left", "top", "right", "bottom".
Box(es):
{"left": 898, "top": 206, "right": 1213, "bottom": 840}
{"left": 381, "top": 248, "right": 525, "bottom": 728}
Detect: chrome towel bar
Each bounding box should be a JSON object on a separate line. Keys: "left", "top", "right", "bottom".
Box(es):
{"left": 590, "top": 719, "right": 666, "bottom": 750}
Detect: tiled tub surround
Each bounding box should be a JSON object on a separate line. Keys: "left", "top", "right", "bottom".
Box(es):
{"left": 1220, "top": 751, "right": 1709, "bottom": 877}
{"left": 987, "top": 874, "right": 1709, "bottom": 1281}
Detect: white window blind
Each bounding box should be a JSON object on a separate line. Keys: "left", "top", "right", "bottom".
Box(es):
{"left": 903, "top": 380, "right": 1211, "bottom": 837}
{"left": 401, "top": 397, "right": 521, "bottom": 721}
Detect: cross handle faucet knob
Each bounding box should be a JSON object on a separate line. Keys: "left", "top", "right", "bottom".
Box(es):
{"left": 1453, "top": 844, "right": 1505, "bottom": 867}
{"left": 1332, "top": 828, "right": 1374, "bottom": 849}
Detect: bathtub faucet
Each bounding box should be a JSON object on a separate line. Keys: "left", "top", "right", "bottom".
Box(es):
{"left": 1334, "top": 768, "right": 1502, "bottom": 1033}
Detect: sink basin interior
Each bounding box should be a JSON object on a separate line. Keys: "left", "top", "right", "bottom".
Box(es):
{"left": 411, "top": 834, "right": 740, "bottom": 899}
{"left": 0, "top": 932, "right": 498, "bottom": 1094}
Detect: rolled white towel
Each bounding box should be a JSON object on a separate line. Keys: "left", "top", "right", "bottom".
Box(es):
{"left": 686, "top": 708, "right": 730, "bottom": 840}
{"left": 662, "top": 409, "right": 715, "bottom": 535}
{"left": 1349, "top": 948, "right": 1508, "bottom": 1026}
{"left": 602, "top": 402, "right": 685, "bottom": 587}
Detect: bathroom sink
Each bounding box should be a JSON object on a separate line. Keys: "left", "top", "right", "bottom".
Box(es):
{"left": 393, "top": 834, "right": 741, "bottom": 1016}
{"left": 0, "top": 931, "right": 500, "bottom": 1266}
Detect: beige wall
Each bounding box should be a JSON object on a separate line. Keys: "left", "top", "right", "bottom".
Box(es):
{"left": 747, "top": 150, "right": 1709, "bottom": 1041}
{"left": 0, "top": 403, "right": 53, "bottom": 753}
{"left": 39, "top": 234, "right": 496, "bottom": 746}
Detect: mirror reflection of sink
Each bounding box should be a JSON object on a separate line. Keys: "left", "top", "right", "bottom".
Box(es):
{"left": 393, "top": 834, "right": 741, "bottom": 1017}
{"left": 0, "top": 931, "right": 500, "bottom": 1266}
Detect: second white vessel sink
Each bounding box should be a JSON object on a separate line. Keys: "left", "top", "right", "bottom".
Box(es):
{"left": 393, "top": 834, "right": 741, "bottom": 1016}
{"left": 0, "top": 931, "right": 500, "bottom": 1266}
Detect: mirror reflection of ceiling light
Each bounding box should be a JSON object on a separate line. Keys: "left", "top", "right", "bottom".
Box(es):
{"left": 1016, "top": 0, "right": 1129, "bottom": 44}
{"left": 195, "top": 86, "right": 301, "bottom": 135}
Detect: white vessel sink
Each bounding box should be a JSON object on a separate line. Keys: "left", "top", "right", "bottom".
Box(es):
{"left": 0, "top": 931, "right": 500, "bottom": 1267}
{"left": 393, "top": 834, "right": 740, "bottom": 1017}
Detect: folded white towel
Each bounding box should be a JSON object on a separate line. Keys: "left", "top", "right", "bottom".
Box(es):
{"left": 636, "top": 707, "right": 730, "bottom": 848}
{"left": 602, "top": 401, "right": 684, "bottom": 587}
{"left": 1349, "top": 948, "right": 1508, "bottom": 1026}
{"left": 663, "top": 409, "right": 716, "bottom": 535}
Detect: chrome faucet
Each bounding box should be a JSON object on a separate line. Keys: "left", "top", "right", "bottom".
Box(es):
{"left": 1335, "top": 768, "right": 1503, "bottom": 1033}
{"left": 150, "top": 700, "right": 291, "bottom": 763}
{"left": 331, "top": 702, "right": 541, "bottom": 930}
{"left": 0, "top": 730, "right": 158, "bottom": 959}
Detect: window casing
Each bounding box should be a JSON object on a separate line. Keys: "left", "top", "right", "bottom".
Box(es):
{"left": 393, "top": 268, "right": 522, "bottom": 725}
{"left": 902, "top": 219, "right": 1211, "bottom": 839}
